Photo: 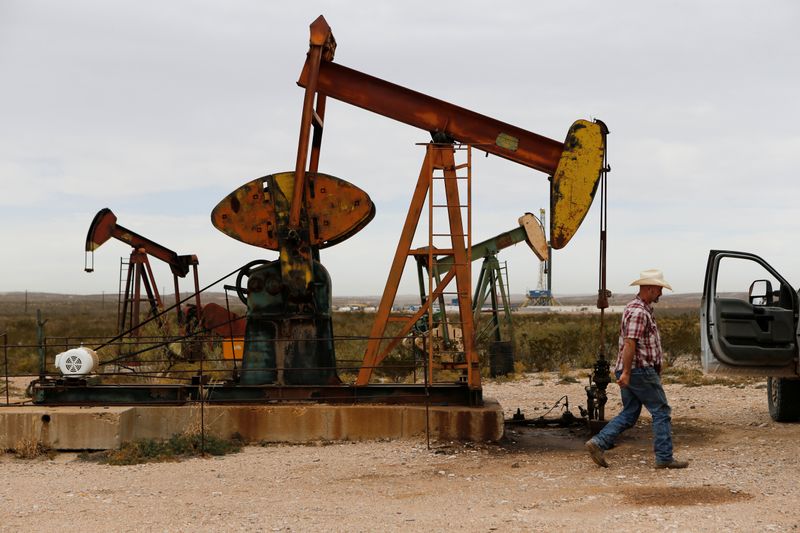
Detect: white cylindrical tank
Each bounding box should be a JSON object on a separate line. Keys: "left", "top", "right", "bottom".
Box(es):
{"left": 54, "top": 347, "right": 99, "bottom": 376}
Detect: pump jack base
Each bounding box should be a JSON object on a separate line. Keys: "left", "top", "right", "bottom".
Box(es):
{"left": 5, "top": 384, "right": 503, "bottom": 450}
{"left": 29, "top": 381, "right": 483, "bottom": 406}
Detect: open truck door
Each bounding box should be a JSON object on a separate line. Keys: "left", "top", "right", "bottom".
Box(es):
{"left": 701, "top": 250, "right": 800, "bottom": 421}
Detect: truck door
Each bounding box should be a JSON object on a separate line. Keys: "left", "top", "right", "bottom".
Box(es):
{"left": 701, "top": 250, "right": 799, "bottom": 377}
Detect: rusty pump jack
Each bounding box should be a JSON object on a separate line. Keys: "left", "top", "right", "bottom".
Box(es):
{"left": 85, "top": 208, "right": 202, "bottom": 339}
{"left": 211, "top": 16, "right": 608, "bottom": 405}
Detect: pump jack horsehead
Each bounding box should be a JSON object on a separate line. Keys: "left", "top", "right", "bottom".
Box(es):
{"left": 211, "top": 16, "right": 608, "bottom": 400}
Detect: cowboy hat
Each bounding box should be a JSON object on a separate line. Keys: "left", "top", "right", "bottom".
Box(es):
{"left": 630, "top": 269, "right": 672, "bottom": 290}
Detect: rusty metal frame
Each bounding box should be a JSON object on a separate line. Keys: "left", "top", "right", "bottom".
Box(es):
{"left": 357, "top": 144, "right": 478, "bottom": 391}
{"left": 123, "top": 251, "right": 162, "bottom": 336}
{"left": 427, "top": 145, "right": 475, "bottom": 387}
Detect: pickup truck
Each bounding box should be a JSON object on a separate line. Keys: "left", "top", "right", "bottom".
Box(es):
{"left": 701, "top": 250, "right": 800, "bottom": 421}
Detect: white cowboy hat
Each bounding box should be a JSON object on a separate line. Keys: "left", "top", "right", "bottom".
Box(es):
{"left": 630, "top": 269, "right": 673, "bottom": 290}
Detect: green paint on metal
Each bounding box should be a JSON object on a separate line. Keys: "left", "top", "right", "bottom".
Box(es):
{"left": 495, "top": 133, "right": 519, "bottom": 152}
{"left": 436, "top": 226, "right": 527, "bottom": 274}
{"left": 241, "top": 260, "right": 338, "bottom": 385}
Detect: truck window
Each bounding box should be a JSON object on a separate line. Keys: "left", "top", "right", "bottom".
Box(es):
{"left": 715, "top": 256, "right": 789, "bottom": 309}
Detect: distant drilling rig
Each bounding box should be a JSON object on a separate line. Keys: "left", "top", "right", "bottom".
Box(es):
{"left": 524, "top": 209, "right": 555, "bottom": 307}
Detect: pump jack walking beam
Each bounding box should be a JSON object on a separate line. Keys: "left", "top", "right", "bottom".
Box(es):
{"left": 297, "top": 16, "right": 607, "bottom": 250}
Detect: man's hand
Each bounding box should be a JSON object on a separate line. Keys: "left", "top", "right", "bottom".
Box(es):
{"left": 617, "top": 338, "right": 635, "bottom": 388}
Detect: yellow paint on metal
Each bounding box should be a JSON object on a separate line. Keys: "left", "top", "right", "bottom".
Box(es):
{"left": 210, "top": 172, "right": 375, "bottom": 250}
{"left": 550, "top": 120, "right": 606, "bottom": 249}
{"left": 269, "top": 173, "right": 313, "bottom": 291}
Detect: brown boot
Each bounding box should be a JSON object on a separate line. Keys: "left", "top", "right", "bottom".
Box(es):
{"left": 585, "top": 440, "right": 608, "bottom": 468}
{"left": 655, "top": 459, "right": 689, "bottom": 469}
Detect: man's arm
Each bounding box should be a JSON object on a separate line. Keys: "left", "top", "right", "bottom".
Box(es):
{"left": 616, "top": 338, "right": 636, "bottom": 388}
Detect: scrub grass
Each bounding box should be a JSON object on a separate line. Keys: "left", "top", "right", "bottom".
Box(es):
{"left": 661, "top": 366, "right": 761, "bottom": 387}
{"left": 78, "top": 432, "right": 244, "bottom": 465}
{"left": 11, "top": 438, "right": 56, "bottom": 460}
{"left": 1, "top": 293, "right": 703, "bottom": 382}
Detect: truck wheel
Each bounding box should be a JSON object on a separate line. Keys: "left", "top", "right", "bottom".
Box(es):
{"left": 767, "top": 377, "right": 800, "bottom": 422}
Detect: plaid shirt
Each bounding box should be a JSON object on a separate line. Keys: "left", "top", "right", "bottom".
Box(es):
{"left": 615, "top": 296, "right": 663, "bottom": 372}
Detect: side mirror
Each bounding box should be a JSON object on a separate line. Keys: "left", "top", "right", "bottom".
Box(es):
{"left": 749, "top": 279, "right": 773, "bottom": 306}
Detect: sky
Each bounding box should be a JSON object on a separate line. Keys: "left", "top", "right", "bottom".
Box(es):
{"left": 1, "top": 0, "right": 799, "bottom": 298}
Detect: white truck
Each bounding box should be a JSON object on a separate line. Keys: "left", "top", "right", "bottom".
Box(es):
{"left": 701, "top": 250, "right": 800, "bottom": 421}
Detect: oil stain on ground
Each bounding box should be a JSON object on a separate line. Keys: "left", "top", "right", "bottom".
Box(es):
{"left": 623, "top": 486, "right": 752, "bottom": 506}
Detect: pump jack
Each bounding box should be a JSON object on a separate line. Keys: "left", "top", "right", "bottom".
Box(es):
{"left": 211, "top": 15, "right": 607, "bottom": 402}
{"left": 85, "top": 208, "right": 246, "bottom": 361}
{"left": 34, "top": 16, "right": 607, "bottom": 407}
{"left": 85, "top": 208, "right": 202, "bottom": 339}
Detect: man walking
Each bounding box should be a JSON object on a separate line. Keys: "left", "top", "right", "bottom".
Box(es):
{"left": 585, "top": 269, "right": 688, "bottom": 469}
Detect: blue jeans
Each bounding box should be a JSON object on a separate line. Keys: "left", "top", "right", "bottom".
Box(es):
{"left": 590, "top": 367, "right": 674, "bottom": 463}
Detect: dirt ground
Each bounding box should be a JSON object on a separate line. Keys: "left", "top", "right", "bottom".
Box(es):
{"left": 1, "top": 370, "right": 799, "bottom": 532}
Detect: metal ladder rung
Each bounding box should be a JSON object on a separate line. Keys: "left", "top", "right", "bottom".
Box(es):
{"left": 409, "top": 248, "right": 447, "bottom": 255}
{"left": 435, "top": 362, "right": 468, "bottom": 370}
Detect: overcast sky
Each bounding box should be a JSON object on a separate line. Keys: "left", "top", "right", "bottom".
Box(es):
{"left": 1, "top": 1, "right": 799, "bottom": 298}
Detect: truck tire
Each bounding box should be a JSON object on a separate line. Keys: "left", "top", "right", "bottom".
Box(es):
{"left": 767, "top": 377, "right": 800, "bottom": 422}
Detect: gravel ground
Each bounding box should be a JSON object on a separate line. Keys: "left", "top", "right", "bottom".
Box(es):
{"left": 1, "top": 370, "right": 799, "bottom": 532}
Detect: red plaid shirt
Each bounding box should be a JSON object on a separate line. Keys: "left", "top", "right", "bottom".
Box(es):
{"left": 615, "top": 296, "right": 663, "bottom": 372}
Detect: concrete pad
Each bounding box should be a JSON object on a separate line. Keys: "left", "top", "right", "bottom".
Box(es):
{"left": 0, "top": 400, "right": 504, "bottom": 450}
{"left": 0, "top": 406, "right": 131, "bottom": 450}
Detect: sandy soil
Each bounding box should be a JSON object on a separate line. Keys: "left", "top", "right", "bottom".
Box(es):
{"left": 1, "top": 371, "right": 799, "bottom": 532}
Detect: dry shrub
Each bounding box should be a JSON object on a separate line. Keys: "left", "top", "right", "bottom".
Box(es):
{"left": 78, "top": 404, "right": 240, "bottom": 466}
{"left": 557, "top": 362, "right": 579, "bottom": 383}
{"left": 510, "top": 312, "right": 701, "bottom": 373}
{"left": 13, "top": 438, "right": 55, "bottom": 460}
{"left": 514, "top": 315, "right": 602, "bottom": 372}
{"left": 661, "top": 366, "right": 758, "bottom": 387}
{"left": 657, "top": 314, "right": 701, "bottom": 365}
